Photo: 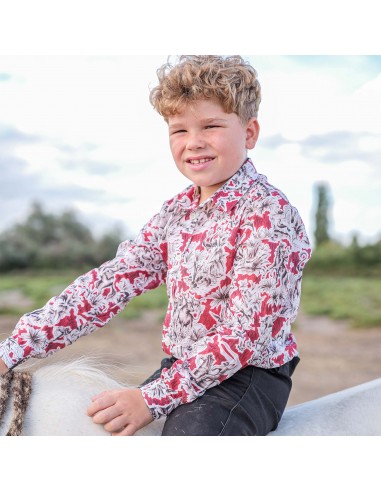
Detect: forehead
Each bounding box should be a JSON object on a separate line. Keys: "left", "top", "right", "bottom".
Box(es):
{"left": 167, "top": 99, "right": 235, "bottom": 126}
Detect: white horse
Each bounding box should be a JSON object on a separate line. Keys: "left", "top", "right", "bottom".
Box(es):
{"left": 0, "top": 359, "right": 165, "bottom": 436}
{"left": 1, "top": 359, "right": 380, "bottom": 436}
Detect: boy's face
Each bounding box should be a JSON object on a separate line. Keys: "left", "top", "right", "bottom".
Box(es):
{"left": 168, "top": 99, "right": 259, "bottom": 203}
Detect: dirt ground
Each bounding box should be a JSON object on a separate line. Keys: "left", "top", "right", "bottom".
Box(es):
{"left": 1, "top": 310, "right": 380, "bottom": 407}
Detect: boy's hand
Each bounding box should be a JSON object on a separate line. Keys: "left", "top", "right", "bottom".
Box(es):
{"left": 0, "top": 358, "right": 8, "bottom": 375}
{"left": 87, "top": 387, "right": 153, "bottom": 436}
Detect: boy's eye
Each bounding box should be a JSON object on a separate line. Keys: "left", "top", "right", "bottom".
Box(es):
{"left": 205, "top": 125, "right": 220, "bottom": 129}
{"left": 171, "top": 129, "right": 186, "bottom": 135}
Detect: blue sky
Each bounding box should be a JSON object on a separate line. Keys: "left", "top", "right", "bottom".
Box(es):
{"left": 0, "top": 55, "right": 380, "bottom": 246}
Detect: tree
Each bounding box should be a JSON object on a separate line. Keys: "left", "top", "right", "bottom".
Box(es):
{"left": 314, "top": 182, "right": 331, "bottom": 247}
{"left": 0, "top": 202, "right": 125, "bottom": 271}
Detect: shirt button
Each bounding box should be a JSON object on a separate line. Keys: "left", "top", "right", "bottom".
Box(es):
{"left": 190, "top": 212, "right": 196, "bottom": 220}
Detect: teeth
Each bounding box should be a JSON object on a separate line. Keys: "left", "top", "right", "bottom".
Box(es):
{"left": 189, "top": 158, "right": 211, "bottom": 164}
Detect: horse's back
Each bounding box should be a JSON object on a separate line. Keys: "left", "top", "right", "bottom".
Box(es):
{"left": 270, "top": 377, "right": 381, "bottom": 436}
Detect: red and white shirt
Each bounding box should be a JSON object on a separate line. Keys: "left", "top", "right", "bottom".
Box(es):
{"left": 0, "top": 159, "right": 311, "bottom": 419}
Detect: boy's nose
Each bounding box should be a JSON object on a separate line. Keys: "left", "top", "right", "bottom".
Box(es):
{"left": 186, "top": 132, "right": 206, "bottom": 150}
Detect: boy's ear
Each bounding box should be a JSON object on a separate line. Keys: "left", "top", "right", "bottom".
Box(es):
{"left": 245, "top": 118, "right": 260, "bottom": 150}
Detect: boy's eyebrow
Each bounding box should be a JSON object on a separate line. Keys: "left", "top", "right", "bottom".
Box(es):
{"left": 168, "top": 117, "right": 228, "bottom": 130}
{"left": 201, "top": 118, "right": 228, "bottom": 124}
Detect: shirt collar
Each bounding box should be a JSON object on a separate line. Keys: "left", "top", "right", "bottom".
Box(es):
{"left": 176, "top": 158, "right": 258, "bottom": 213}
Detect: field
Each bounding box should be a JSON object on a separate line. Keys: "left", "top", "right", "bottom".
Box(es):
{"left": 301, "top": 275, "right": 381, "bottom": 328}
{"left": 0, "top": 271, "right": 380, "bottom": 406}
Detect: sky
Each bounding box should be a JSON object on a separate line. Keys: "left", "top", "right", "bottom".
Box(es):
{"left": 0, "top": 55, "right": 380, "bottom": 246}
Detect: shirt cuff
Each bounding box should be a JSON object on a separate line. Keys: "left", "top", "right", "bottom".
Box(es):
{"left": 0, "top": 337, "right": 25, "bottom": 370}
{"left": 139, "top": 378, "right": 181, "bottom": 420}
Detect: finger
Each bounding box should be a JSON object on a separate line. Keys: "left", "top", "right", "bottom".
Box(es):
{"left": 112, "top": 424, "right": 137, "bottom": 437}
{"left": 91, "top": 404, "right": 122, "bottom": 425}
{"left": 104, "top": 415, "right": 130, "bottom": 433}
{"left": 87, "top": 392, "right": 117, "bottom": 416}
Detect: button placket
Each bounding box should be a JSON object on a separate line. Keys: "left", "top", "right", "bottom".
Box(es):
{"left": 174, "top": 208, "right": 203, "bottom": 305}
{"left": 169, "top": 210, "right": 197, "bottom": 303}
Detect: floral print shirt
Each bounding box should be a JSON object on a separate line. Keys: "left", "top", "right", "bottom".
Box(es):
{"left": 0, "top": 159, "right": 311, "bottom": 419}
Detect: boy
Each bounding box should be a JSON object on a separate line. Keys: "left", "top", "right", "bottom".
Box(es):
{"left": 0, "top": 56, "right": 311, "bottom": 436}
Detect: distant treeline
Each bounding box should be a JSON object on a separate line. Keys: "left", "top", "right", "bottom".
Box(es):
{"left": 1, "top": 193, "right": 380, "bottom": 275}
{"left": 305, "top": 238, "right": 381, "bottom": 276}
{"left": 0, "top": 202, "right": 126, "bottom": 272}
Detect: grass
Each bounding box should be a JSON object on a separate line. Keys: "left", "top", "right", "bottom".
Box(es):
{"left": 1, "top": 271, "right": 381, "bottom": 328}
{"left": 300, "top": 274, "right": 381, "bottom": 328}
{"left": 0, "top": 270, "right": 168, "bottom": 319}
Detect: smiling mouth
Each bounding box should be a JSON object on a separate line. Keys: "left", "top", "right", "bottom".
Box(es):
{"left": 186, "top": 157, "right": 215, "bottom": 165}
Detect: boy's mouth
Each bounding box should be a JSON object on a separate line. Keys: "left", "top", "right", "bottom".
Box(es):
{"left": 186, "top": 157, "right": 215, "bottom": 169}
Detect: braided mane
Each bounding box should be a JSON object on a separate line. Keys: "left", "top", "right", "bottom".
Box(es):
{"left": 0, "top": 371, "right": 32, "bottom": 436}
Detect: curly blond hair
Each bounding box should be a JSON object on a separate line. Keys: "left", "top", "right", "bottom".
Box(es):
{"left": 149, "top": 55, "right": 261, "bottom": 122}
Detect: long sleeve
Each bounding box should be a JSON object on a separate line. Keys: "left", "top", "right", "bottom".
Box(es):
{"left": 0, "top": 209, "right": 168, "bottom": 370}
{"left": 140, "top": 185, "right": 311, "bottom": 419}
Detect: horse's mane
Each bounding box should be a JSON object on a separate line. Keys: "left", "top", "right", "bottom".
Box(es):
{"left": 28, "top": 356, "right": 125, "bottom": 388}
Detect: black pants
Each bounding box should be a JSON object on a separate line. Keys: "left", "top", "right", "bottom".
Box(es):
{"left": 140, "top": 356, "right": 300, "bottom": 436}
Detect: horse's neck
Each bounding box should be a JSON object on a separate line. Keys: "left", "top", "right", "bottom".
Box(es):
{"left": 2, "top": 361, "right": 165, "bottom": 436}
{"left": 24, "top": 362, "right": 125, "bottom": 436}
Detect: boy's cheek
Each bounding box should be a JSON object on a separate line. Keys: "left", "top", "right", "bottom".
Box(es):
{"left": 169, "top": 139, "right": 182, "bottom": 158}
